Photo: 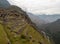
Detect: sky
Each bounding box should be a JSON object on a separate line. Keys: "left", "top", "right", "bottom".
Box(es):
{"left": 7, "top": 0, "right": 60, "bottom": 15}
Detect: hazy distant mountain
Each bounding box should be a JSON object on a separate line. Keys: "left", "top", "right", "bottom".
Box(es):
{"left": 28, "top": 13, "right": 48, "bottom": 26}
{"left": 37, "top": 18, "right": 60, "bottom": 44}
{"left": 38, "top": 18, "right": 60, "bottom": 33}
{"left": 44, "top": 19, "right": 60, "bottom": 44}
{"left": 0, "top": 0, "right": 10, "bottom": 8}
{"left": 44, "top": 19, "right": 60, "bottom": 33}
{"left": 39, "top": 14, "right": 60, "bottom": 23}
{"left": 28, "top": 13, "right": 60, "bottom": 27}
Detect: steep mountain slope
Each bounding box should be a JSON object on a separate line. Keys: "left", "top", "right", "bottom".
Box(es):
{"left": 0, "top": 6, "right": 53, "bottom": 44}
{"left": 45, "top": 19, "right": 60, "bottom": 33}
{"left": 0, "top": 0, "right": 10, "bottom": 8}
{"left": 41, "top": 19, "right": 60, "bottom": 44}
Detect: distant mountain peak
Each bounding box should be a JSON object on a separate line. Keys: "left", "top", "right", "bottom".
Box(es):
{"left": 56, "top": 19, "right": 60, "bottom": 22}
{"left": 0, "top": 0, "right": 10, "bottom": 8}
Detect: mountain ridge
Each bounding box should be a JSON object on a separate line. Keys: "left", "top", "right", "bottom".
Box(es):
{"left": 0, "top": 5, "right": 53, "bottom": 44}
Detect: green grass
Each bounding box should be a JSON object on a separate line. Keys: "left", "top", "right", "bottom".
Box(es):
{"left": 0, "top": 17, "right": 52, "bottom": 44}
{"left": 0, "top": 24, "right": 8, "bottom": 44}
{"left": 0, "top": 22, "right": 53, "bottom": 44}
{"left": 0, "top": 6, "right": 53, "bottom": 44}
{"left": 3, "top": 23, "right": 52, "bottom": 44}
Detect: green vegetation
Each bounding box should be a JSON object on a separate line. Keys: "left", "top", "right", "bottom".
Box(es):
{"left": 52, "top": 32, "right": 60, "bottom": 44}
{"left": 0, "top": 6, "right": 53, "bottom": 44}
{"left": 0, "top": 24, "right": 8, "bottom": 44}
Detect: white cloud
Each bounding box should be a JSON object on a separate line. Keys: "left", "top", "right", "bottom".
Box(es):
{"left": 7, "top": 0, "right": 60, "bottom": 14}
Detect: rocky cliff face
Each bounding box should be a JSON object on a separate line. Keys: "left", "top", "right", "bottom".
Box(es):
{"left": 0, "top": 6, "right": 53, "bottom": 44}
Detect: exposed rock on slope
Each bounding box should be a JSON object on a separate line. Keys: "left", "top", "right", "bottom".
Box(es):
{"left": 0, "top": 6, "right": 53, "bottom": 44}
